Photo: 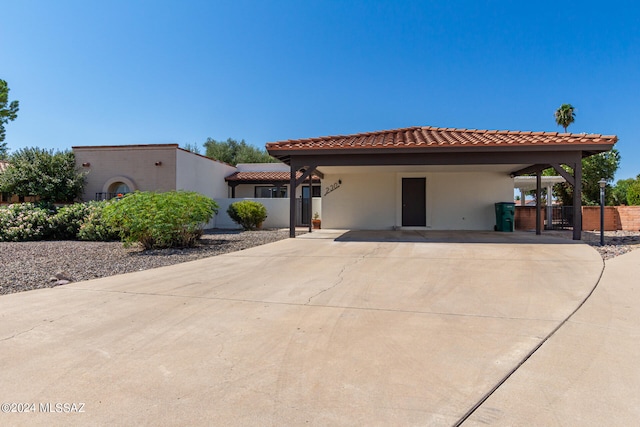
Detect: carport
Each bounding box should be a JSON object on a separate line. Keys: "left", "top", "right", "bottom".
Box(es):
{"left": 266, "top": 126, "right": 617, "bottom": 240}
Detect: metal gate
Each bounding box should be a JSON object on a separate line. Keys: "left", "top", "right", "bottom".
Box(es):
{"left": 295, "top": 198, "right": 311, "bottom": 226}
{"left": 546, "top": 206, "right": 573, "bottom": 230}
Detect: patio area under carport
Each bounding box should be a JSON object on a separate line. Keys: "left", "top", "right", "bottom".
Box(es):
{"left": 0, "top": 230, "right": 603, "bottom": 425}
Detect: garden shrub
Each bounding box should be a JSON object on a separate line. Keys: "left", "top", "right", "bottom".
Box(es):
{"left": 227, "top": 200, "right": 267, "bottom": 230}
{"left": 627, "top": 182, "right": 640, "bottom": 206}
{"left": 51, "top": 202, "right": 93, "bottom": 240}
{"left": 77, "top": 201, "right": 120, "bottom": 241}
{"left": 102, "top": 191, "right": 218, "bottom": 249}
{"left": 0, "top": 203, "right": 53, "bottom": 241}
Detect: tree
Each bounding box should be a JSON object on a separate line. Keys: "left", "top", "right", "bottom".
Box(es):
{"left": 611, "top": 175, "right": 640, "bottom": 206}
{"left": 554, "top": 103, "right": 575, "bottom": 133}
{"left": 552, "top": 149, "right": 621, "bottom": 206}
{"left": 0, "top": 79, "right": 20, "bottom": 159}
{"left": 627, "top": 181, "right": 640, "bottom": 206}
{"left": 0, "top": 147, "right": 86, "bottom": 202}
{"left": 203, "top": 137, "right": 277, "bottom": 165}
{"left": 181, "top": 143, "right": 202, "bottom": 155}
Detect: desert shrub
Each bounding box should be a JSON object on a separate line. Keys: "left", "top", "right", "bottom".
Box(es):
{"left": 227, "top": 200, "right": 267, "bottom": 230}
{"left": 102, "top": 191, "right": 218, "bottom": 249}
{"left": 627, "top": 182, "right": 640, "bottom": 206}
{"left": 77, "top": 201, "right": 120, "bottom": 241}
{"left": 0, "top": 203, "right": 53, "bottom": 241}
{"left": 51, "top": 203, "right": 93, "bottom": 240}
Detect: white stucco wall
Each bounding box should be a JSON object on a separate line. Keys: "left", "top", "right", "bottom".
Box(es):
{"left": 321, "top": 171, "right": 512, "bottom": 230}
{"left": 176, "top": 149, "right": 236, "bottom": 199}
{"left": 322, "top": 173, "right": 396, "bottom": 229}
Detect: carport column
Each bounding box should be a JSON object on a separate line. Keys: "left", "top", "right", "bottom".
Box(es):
{"left": 536, "top": 172, "right": 542, "bottom": 235}
{"left": 546, "top": 184, "right": 553, "bottom": 228}
{"left": 572, "top": 157, "right": 583, "bottom": 240}
{"left": 290, "top": 165, "right": 297, "bottom": 238}
{"left": 308, "top": 175, "right": 313, "bottom": 233}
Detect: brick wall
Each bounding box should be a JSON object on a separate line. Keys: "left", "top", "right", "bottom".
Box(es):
{"left": 515, "top": 206, "right": 544, "bottom": 230}
{"left": 581, "top": 206, "right": 620, "bottom": 231}
{"left": 617, "top": 206, "right": 640, "bottom": 231}
{"left": 515, "top": 205, "right": 639, "bottom": 231}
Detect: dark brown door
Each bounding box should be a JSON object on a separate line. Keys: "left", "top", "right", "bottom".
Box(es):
{"left": 402, "top": 178, "right": 426, "bottom": 226}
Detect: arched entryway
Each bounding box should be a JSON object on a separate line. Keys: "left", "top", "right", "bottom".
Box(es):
{"left": 98, "top": 177, "right": 137, "bottom": 200}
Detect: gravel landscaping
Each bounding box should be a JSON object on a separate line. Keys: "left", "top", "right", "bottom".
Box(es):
{"left": 0, "top": 229, "right": 305, "bottom": 295}
{"left": 1, "top": 229, "right": 638, "bottom": 296}
{"left": 549, "top": 230, "right": 640, "bottom": 260}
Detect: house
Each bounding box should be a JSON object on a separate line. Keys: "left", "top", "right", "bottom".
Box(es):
{"left": 266, "top": 126, "right": 617, "bottom": 239}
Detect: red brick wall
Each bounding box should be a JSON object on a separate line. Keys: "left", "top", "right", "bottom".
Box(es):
{"left": 617, "top": 206, "right": 640, "bottom": 231}
{"left": 515, "top": 206, "right": 544, "bottom": 230}
{"left": 581, "top": 206, "right": 619, "bottom": 231}
{"left": 515, "top": 206, "right": 639, "bottom": 231}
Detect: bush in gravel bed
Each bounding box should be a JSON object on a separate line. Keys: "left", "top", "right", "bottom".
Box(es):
{"left": 227, "top": 200, "right": 268, "bottom": 230}
{"left": 102, "top": 191, "right": 218, "bottom": 249}
{"left": 77, "top": 201, "right": 120, "bottom": 241}
{"left": 0, "top": 203, "right": 53, "bottom": 241}
{"left": 51, "top": 202, "right": 93, "bottom": 240}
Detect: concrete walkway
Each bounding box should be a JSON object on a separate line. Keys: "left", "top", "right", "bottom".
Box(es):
{"left": 465, "top": 244, "right": 640, "bottom": 426}
{"left": 0, "top": 231, "right": 603, "bottom": 426}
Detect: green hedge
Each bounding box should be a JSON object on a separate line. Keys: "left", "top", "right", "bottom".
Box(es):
{"left": 0, "top": 200, "right": 118, "bottom": 242}
{"left": 0, "top": 203, "right": 52, "bottom": 241}
{"left": 102, "top": 191, "right": 218, "bottom": 249}
{"left": 227, "top": 200, "right": 267, "bottom": 230}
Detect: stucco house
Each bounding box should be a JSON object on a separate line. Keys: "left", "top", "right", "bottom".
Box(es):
{"left": 266, "top": 125, "right": 617, "bottom": 239}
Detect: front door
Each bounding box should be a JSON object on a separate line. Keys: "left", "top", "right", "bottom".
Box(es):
{"left": 402, "top": 178, "right": 426, "bottom": 227}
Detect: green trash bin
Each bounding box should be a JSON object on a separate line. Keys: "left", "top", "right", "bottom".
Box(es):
{"left": 494, "top": 202, "right": 515, "bottom": 232}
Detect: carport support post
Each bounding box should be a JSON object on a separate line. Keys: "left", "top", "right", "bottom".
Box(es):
{"left": 572, "top": 158, "right": 583, "bottom": 240}
{"left": 289, "top": 166, "right": 297, "bottom": 238}
{"left": 536, "top": 172, "right": 542, "bottom": 235}
{"left": 308, "top": 176, "right": 313, "bottom": 233}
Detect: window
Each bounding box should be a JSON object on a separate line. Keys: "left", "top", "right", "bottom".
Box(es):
{"left": 312, "top": 185, "right": 321, "bottom": 197}
{"left": 110, "top": 183, "right": 130, "bottom": 194}
{"left": 255, "top": 186, "right": 287, "bottom": 198}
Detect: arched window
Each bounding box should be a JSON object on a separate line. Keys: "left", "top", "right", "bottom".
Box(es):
{"left": 109, "top": 182, "right": 130, "bottom": 195}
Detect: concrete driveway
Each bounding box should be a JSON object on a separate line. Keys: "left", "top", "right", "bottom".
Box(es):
{"left": 0, "top": 230, "right": 602, "bottom": 426}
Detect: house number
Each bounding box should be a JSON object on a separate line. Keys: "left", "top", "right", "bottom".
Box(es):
{"left": 324, "top": 180, "right": 342, "bottom": 196}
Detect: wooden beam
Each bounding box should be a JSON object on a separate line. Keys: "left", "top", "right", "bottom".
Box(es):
{"left": 289, "top": 166, "right": 297, "bottom": 238}
{"left": 536, "top": 172, "right": 542, "bottom": 235}
{"left": 573, "top": 158, "right": 582, "bottom": 240}
{"left": 549, "top": 163, "right": 575, "bottom": 187}
{"left": 295, "top": 165, "right": 318, "bottom": 187}
{"left": 510, "top": 164, "right": 549, "bottom": 177}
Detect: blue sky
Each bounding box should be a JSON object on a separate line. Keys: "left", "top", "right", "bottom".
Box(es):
{"left": 2, "top": 0, "right": 639, "bottom": 180}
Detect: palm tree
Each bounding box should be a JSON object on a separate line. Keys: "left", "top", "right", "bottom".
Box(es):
{"left": 554, "top": 104, "right": 576, "bottom": 133}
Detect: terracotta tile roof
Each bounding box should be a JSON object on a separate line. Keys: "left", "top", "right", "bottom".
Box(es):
{"left": 266, "top": 126, "right": 617, "bottom": 152}
{"left": 225, "top": 171, "right": 320, "bottom": 182}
